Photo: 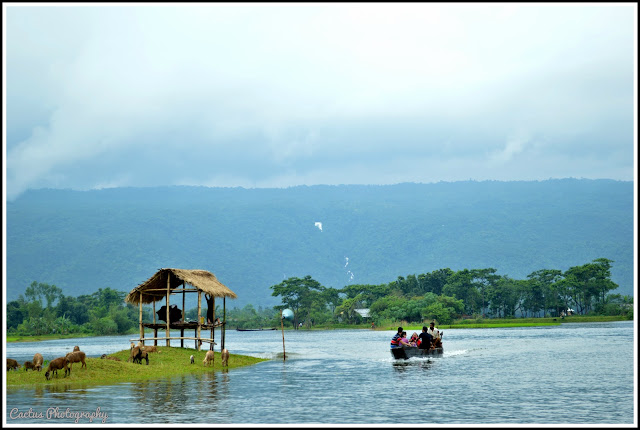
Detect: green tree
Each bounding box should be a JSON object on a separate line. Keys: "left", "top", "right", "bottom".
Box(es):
{"left": 25, "top": 281, "right": 62, "bottom": 309}
{"left": 6, "top": 299, "right": 25, "bottom": 329}
{"left": 442, "top": 269, "right": 481, "bottom": 315}
{"left": 270, "top": 275, "right": 325, "bottom": 329}
{"left": 417, "top": 268, "right": 454, "bottom": 295}
{"left": 526, "top": 269, "right": 563, "bottom": 317}
{"left": 470, "top": 268, "right": 500, "bottom": 316}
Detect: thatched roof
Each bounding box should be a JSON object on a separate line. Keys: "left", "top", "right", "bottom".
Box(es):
{"left": 125, "top": 268, "right": 237, "bottom": 305}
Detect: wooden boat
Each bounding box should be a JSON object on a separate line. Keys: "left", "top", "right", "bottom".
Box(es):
{"left": 391, "top": 346, "right": 443, "bottom": 359}
{"left": 236, "top": 328, "right": 277, "bottom": 331}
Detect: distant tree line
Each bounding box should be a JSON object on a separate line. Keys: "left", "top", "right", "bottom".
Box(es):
{"left": 6, "top": 283, "right": 148, "bottom": 336}
{"left": 268, "top": 258, "right": 633, "bottom": 327}
{"left": 6, "top": 258, "right": 633, "bottom": 336}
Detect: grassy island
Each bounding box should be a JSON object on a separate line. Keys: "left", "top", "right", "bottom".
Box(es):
{"left": 6, "top": 346, "right": 268, "bottom": 389}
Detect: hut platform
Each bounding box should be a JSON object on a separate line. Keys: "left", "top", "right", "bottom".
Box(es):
{"left": 142, "top": 321, "right": 224, "bottom": 330}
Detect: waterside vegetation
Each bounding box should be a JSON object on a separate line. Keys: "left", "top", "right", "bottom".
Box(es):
{"left": 6, "top": 257, "right": 633, "bottom": 342}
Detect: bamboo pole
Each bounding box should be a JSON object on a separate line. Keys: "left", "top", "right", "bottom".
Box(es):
{"left": 211, "top": 296, "right": 216, "bottom": 349}
{"left": 222, "top": 297, "right": 226, "bottom": 350}
{"left": 181, "top": 282, "right": 185, "bottom": 348}
{"left": 197, "top": 290, "right": 202, "bottom": 351}
{"left": 133, "top": 288, "right": 199, "bottom": 292}
{"left": 139, "top": 294, "right": 144, "bottom": 347}
{"left": 166, "top": 273, "right": 171, "bottom": 347}
{"left": 281, "top": 309, "right": 286, "bottom": 362}
{"left": 153, "top": 301, "right": 157, "bottom": 346}
{"left": 130, "top": 336, "right": 217, "bottom": 344}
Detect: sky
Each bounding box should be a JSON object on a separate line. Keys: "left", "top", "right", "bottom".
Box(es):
{"left": 3, "top": 3, "right": 637, "bottom": 201}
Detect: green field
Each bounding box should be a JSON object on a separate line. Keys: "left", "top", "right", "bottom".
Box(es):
{"left": 5, "top": 346, "right": 267, "bottom": 389}
{"left": 373, "top": 315, "right": 630, "bottom": 332}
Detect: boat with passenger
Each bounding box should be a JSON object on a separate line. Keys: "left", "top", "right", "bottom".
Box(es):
{"left": 390, "top": 326, "right": 444, "bottom": 359}
{"left": 391, "top": 345, "right": 443, "bottom": 359}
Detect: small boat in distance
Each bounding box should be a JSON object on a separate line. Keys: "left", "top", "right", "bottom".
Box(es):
{"left": 236, "top": 328, "right": 277, "bottom": 331}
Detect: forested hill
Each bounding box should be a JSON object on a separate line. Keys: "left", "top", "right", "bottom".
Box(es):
{"left": 5, "top": 179, "right": 634, "bottom": 308}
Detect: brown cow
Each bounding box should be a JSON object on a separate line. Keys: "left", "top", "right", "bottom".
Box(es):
{"left": 65, "top": 351, "right": 87, "bottom": 373}
{"left": 7, "top": 358, "right": 19, "bottom": 371}
{"left": 203, "top": 350, "right": 214, "bottom": 366}
{"left": 33, "top": 353, "right": 44, "bottom": 371}
{"left": 130, "top": 346, "right": 149, "bottom": 365}
{"left": 45, "top": 357, "right": 70, "bottom": 380}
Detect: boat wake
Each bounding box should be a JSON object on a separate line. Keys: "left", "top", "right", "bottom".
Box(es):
{"left": 443, "top": 349, "right": 468, "bottom": 357}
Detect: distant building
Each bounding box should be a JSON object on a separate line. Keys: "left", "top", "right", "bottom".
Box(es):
{"left": 355, "top": 309, "right": 370, "bottom": 319}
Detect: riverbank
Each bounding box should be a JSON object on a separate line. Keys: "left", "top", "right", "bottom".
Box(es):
{"left": 394, "top": 315, "right": 631, "bottom": 331}
{"left": 6, "top": 333, "right": 96, "bottom": 343}
{"left": 5, "top": 346, "right": 267, "bottom": 389}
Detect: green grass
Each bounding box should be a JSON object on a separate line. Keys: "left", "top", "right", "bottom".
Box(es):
{"left": 6, "top": 346, "right": 267, "bottom": 389}
{"left": 6, "top": 333, "right": 95, "bottom": 343}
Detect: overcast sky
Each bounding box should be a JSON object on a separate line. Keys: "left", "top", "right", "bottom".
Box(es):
{"left": 3, "top": 3, "right": 637, "bottom": 200}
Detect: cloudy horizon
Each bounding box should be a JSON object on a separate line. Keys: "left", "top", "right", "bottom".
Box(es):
{"left": 3, "top": 3, "right": 637, "bottom": 200}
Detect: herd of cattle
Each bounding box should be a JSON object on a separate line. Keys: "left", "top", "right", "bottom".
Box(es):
{"left": 7, "top": 343, "right": 230, "bottom": 381}
{"left": 6, "top": 345, "right": 87, "bottom": 380}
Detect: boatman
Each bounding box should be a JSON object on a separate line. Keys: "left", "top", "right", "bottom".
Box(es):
{"left": 418, "top": 326, "right": 432, "bottom": 349}
{"left": 427, "top": 322, "right": 441, "bottom": 347}
{"left": 390, "top": 326, "right": 403, "bottom": 348}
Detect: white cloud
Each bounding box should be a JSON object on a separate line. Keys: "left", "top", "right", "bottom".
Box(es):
{"left": 4, "top": 3, "right": 636, "bottom": 199}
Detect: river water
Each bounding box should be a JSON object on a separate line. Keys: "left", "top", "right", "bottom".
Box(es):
{"left": 4, "top": 321, "right": 637, "bottom": 426}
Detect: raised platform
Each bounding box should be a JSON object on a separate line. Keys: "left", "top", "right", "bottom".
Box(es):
{"left": 142, "top": 321, "right": 224, "bottom": 330}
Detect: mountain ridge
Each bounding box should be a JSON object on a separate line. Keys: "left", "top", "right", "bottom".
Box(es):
{"left": 5, "top": 179, "right": 634, "bottom": 308}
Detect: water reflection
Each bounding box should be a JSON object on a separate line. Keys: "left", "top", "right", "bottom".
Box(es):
{"left": 392, "top": 359, "right": 435, "bottom": 373}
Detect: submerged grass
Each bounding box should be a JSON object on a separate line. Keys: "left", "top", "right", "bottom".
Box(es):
{"left": 5, "top": 346, "right": 267, "bottom": 389}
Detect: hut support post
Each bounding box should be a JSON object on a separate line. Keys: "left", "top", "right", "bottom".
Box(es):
{"left": 139, "top": 295, "right": 144, "bottom": 346}
{"left": 153, "top": 301, "right": 157, "bottom": 346}
{"left": 222, "top": 297, "right": 226, "bottom": 350}
{"left": 197, "top": 290, "right": 202, "bottom": 351}
{"left": 214, "top": 297, "right": 222, "bottom": 351}
{"left": 166, "top": 274, "right": 171, "bottom": 347}
{"left": 181, "top": 283, "right": 185, "bottom": 348}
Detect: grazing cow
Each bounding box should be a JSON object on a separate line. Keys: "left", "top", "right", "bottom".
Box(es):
{"left": 65, "top": 351, "right": 87, "bottom": 372}
{"left": 100, "top": 354, "right": 121, "bottom": 361}
{"left": 203, "top": 350, "right": 214, "bottom": 366}
{"left": 221, "top": 349, "right": 230, "bottom": 367}
{"left": 190, "top": 355, "right": 195, "bottom": 364}
{"left": 33, "top": 353, "right": 44, "bottom": 371}
{"left": 45, "top": 357, "right": 70, "bottom": 380}
{"left": 7, "top": 359, "right": 19, "bottom": 371}
{"left": 23, "top": 361, "right": 36, "bottom": 371}
{"left": 130, "top": 346, "right": 149, "bottom": 365}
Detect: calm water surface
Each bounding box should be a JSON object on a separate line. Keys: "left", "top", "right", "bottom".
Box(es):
{"left": 4, "top": 321, "right": 636, "bottom": 425}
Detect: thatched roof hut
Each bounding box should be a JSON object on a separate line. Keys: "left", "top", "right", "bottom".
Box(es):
{"left": 125, "top": 268, "right": 237, "bottom": 305}
{"left": 125, "top": 268, "right": 237, "bottom": 352}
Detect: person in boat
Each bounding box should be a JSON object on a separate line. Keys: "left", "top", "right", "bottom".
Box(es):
{"left": 390, "top": 327, "right": 403, "bottom": 348}
{"left": 409, "top": 332, "right": 419, "bottom": 347}
{"left": 427, "top": 322, "right": 441, "bottom": 348}
{"left": 418, "top": 326, "right": 433, "bottom": 349}
{"left": 398, "top": 331, "right": 412, "bottom": 347}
